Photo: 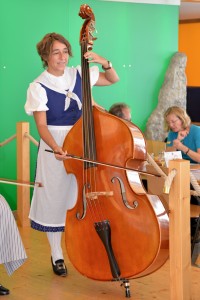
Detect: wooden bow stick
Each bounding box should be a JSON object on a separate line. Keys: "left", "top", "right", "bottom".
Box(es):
{"left": 45, "top": 149, "right": 161, "bottom": 177}
{"left": 0, "top": 178, "right": 43, "bottom": 188}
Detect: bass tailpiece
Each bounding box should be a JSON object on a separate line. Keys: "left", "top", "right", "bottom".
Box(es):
{"left": 94, "top": 220, "right": 121, "bottom": 279}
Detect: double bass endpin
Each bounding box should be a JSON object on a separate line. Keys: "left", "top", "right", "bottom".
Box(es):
{"left": 121, "top": 280, "right": 131, "bottom": 298}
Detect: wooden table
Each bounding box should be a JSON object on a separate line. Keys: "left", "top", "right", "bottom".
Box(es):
{"left": 145, "top": 164, "right": 200, "bottom": 215}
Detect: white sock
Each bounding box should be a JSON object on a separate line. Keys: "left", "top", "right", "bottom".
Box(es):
{"left": 46, "top": 231, "right": 64, "bottom": 264}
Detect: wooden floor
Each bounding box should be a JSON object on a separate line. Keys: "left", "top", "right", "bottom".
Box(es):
{"left": 1, "top": 226, "right": 200, "bottom": 300}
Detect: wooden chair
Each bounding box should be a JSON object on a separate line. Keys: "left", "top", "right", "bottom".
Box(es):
{"left": 146, "top": 139, "right": 166, "bottom": 157}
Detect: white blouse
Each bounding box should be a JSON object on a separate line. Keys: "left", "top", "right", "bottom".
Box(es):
{"left": 25, "top": 65, "right": 99, "bottom": 115}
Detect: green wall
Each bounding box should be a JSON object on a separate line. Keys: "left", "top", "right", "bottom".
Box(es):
{"left": 0, "top": 0, "right": 179, "bottom": 209}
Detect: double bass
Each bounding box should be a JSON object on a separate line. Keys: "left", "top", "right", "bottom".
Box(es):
{"left": 63, "top": 3, "right": 169, "bottom": 291}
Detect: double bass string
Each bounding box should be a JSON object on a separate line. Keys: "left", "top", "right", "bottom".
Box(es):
{"left": 80, "top": 6, "right": 136, "bottom": 226}
{"left": 81, "top": 40, "right": 104, "bottom": 222}
{"left": 81, "top": 41, "right": 94, "bottom": 220}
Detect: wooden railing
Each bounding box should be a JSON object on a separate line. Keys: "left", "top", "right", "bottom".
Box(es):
{"left": 0, "top": 122, "right": 39, "bottom": 227}
{"left": 167, "top": 160, "right": 191, "bottom": 300}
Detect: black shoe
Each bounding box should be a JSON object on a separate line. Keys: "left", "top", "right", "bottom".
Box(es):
{"left": 0, "top": 285, "right": 10, "bottom": 295}
{"left": 51, "top": 257, "right": 67, "bottom": 277}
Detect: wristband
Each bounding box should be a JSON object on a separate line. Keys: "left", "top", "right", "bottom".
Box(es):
{"left": 102, "top": 61, "right": 112, "bottom": 70}
{"left": 185, "top": 148, "right": 190, "bottom": 155}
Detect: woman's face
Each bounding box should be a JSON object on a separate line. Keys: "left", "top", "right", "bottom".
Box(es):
{"left": 47, "top": 40, "right": 69, "bottom": 76}
{"left": 166, "top": 113, "right": 183, "bottom": 132}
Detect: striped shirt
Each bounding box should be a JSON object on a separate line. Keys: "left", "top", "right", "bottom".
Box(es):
{"left": 0, "top": 195, "right": 27, "bottom": 275}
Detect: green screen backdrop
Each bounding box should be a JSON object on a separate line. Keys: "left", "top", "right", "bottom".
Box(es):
{"left": 0, "top": 0, "right": 179, "bottom": 209}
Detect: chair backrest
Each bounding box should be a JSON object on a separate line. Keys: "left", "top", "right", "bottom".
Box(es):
{"left": 146, "top": 140, "right": 166, "bottom": 157}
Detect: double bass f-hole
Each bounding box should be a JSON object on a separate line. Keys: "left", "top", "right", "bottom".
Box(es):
{"left": 76, "top": 174, "right": 139, "bottom": 221}
{"left": 111, "top": 176, "right": 138, "bottom": 210}
{"left": 76, "top": 183, "right": 89, "bottom": 220}
{"left": 77, "top": 183, "right": 115, "bottom": 220}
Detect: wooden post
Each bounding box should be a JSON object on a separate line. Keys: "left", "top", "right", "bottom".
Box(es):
{"left": 169, "top": 159, "right": 191, "bottom": 300}
{"left": 16, "top": 122, "right": 30, "bottom": 227}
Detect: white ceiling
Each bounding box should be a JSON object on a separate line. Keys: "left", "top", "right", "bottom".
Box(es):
{"left": 101, "top": 0, "right": 200, "bottom": 21}
{"left": 180, "top": 1, "right": 200, "bottom": 20}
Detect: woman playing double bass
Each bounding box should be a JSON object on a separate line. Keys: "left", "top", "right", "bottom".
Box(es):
{"left": 24, "top": 32, "right": 119, "bottom": 277}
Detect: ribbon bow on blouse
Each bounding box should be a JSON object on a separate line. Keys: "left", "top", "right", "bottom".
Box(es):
{"left": 64, "top": 91, "right": 82, "bottom": 111}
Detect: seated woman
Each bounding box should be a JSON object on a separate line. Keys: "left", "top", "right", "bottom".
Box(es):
{"left": 164, "top": 106, "right": 200, "bottom": 254}
{"left": 164, "top": 106, "right": 200, "bottom": 204}
{"left": 0, "top": 194, "right": 27, "bottom": 295}
{"left": 164, "top": 106, "right": 200, "bottom": 164}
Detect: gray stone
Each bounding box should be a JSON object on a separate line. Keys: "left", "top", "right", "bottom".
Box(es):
{"left": 145, "top": 52, "right": 187, "bottom": 141}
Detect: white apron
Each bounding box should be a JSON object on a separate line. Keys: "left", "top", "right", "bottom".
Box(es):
{"left": 29, "top": 126, "right": 78, "bottom": 228}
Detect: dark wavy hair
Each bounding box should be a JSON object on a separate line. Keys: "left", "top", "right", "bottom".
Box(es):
{"left": 36, "top": 32, "right": 73, "bottom": 68}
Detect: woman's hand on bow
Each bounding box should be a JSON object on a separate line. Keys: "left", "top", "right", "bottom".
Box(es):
{"left": 53, "top": 146, "right": 68, "bottom": 161}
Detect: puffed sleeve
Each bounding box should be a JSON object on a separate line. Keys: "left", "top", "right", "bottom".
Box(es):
{"left": 89, "top": 66, "right": 99, "bottom": 86}
{"left": 24, "top": 82, "right": 49, "bottom": 115}
{"left": 76, "top": 65, "right": 99, "bottom": 87}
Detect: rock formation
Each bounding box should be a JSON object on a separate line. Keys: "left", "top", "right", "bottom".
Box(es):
{"left": 145, "top": 52, "right": 187, "bottom": 141}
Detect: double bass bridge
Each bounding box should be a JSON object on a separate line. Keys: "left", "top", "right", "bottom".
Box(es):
{"left": 86, "top": 191, "right": 113, "bottom": 200}
{"left": 76, "top": 184, "right": 114, "bottom": 220}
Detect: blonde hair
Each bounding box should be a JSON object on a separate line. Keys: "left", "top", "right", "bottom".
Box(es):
{"left": 36, "top": 33, "right": 72, "bottom": 68}
{"left": 164, "top": 106, "right": 191, "bottom": 131}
